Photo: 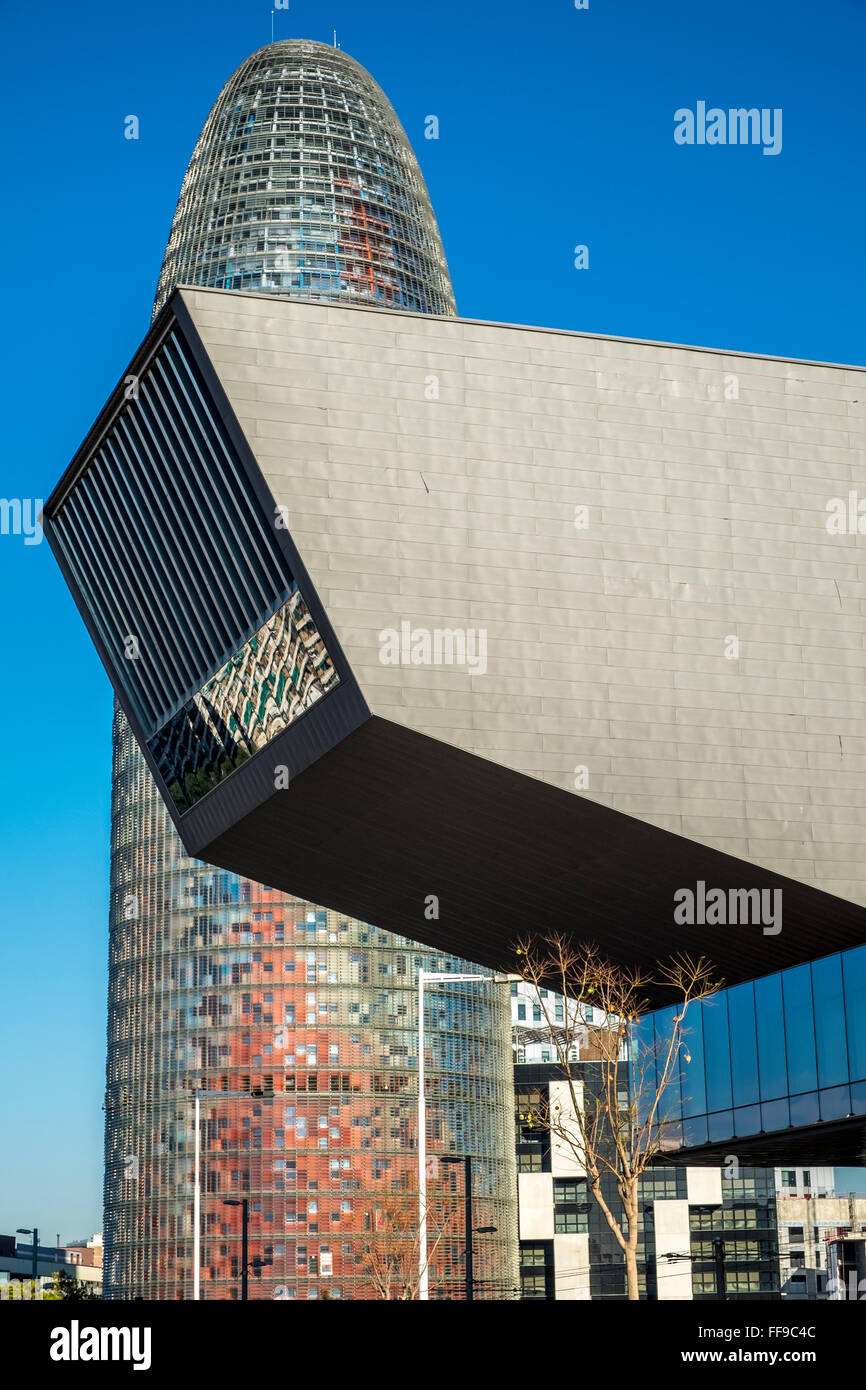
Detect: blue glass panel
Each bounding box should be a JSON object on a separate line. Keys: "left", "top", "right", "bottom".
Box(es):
{"left": 789, "top": 1091, "right": 819, "bottom": 1127}
{"left": 754, "top": 972, "right": 787, "bottom": 1102}
{"left": 842, "top": 945, "right": 866, "bottom": 1082}
{"left": 733, "top": 1104, "right": 761, "bottom": 1137}
{"left": 683, "top": 1116, "right": 708, "bottom": 1147}
{"left": 702, "top": 994, "right": 733, "bottom": 1113}
{"left": 782, "top": 965, "right": 817, "bottom": 1094}
{"left": 631, "top": 1015, "right": 658, "bottom": 1124}
{"left": 728, "top": 983, "right": 759, "bottom": 1106}
{"left": 654, "top": 1005, "right": 683, "bottom": 1120}
{"left": 761, "top": 1098, "right": 790, "bottom": 1132}
{"left": 812, "top": 954, "right": 848, "bottom": 1088}
{"left": 681, "top": 1003, "right": 707, "bottom": 1118}
{"left": 851, "top": 1080, "right": 866, "bottom": 1115}
{"left": 707, "top": 1109, "right": 733, "bottom": 1142}
{"left": 819, "top": 1085, "right": 850, "bottom": 1121}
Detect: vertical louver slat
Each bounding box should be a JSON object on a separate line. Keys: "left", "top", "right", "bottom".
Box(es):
{"left": 163, "top": 335, "right": 289, "bottom": 602}
{"left": 82, "top": 458, "right": 188, "bottom": 715}
{"left": 142, "top": 362, "right": 272, "bottom": 623}
{"left": 101, "top": 435, "right": 216, "bottom": 680}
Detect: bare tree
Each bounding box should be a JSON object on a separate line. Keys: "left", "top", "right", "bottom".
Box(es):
{"left": 359, "top": 1191, "right": 457, "bottom": 1300}
{"left": 515, "top": 934, "right": 720, "bottom": 1301}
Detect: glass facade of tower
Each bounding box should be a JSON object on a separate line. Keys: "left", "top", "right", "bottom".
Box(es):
{"left": 105, "top": 39, "right": 517, "bottom": 1299}
{"left": 154, "top": 40, "right": 455, "bottom": 316}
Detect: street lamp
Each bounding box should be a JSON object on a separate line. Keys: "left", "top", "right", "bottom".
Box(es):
{"left": 417, "top": 969, "right": 520, "bottom": 1301}
{"left": 15, "top": 1228, "right": 38, "bottom": 1286}
{"left": 222, "top": 1199, "right": 273, "bottom": 1302}
{"left": 712, "top": 1237, "right": 727, "bottom": 1301}
{"left": 223, "top": 1199, "right": 249, "bottom": 1303}
{"left": 438, "top": 1159, "right": 498, "bottom": 1301}
{"left": 440, "top": 1156, "right": 474, "bottom": 1301}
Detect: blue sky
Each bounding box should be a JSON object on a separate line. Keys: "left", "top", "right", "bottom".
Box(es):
{"left": 1, "top": 0, "right": 865, "bottom": 1238}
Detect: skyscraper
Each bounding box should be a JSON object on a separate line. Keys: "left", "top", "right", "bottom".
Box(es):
{"left": 105, "top": 39, "right": 517, "bottom": 1300}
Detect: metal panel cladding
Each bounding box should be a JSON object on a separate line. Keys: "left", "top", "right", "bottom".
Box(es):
{"left": 104, "top": 40, "right": 517, "bottom": 1299}
{"left": 154, "top": 40, "right": 456, "bottom": 317}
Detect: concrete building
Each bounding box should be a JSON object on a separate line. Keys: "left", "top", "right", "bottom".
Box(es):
{"left": 826, "top": 1231, "right": 866, "bottom": 1300}
{"left": 776, "top": 1166, "right": 834, "bottom": 1198}
{"left": 776, "top": 1188, "right": 866, "bottom": 1299}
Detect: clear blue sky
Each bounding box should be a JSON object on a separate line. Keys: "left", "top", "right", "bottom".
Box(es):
{"left": 1, "top": 0, "right": 865, "bottom": 1239}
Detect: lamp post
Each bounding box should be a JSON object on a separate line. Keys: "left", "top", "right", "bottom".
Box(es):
{"left": 417, "top": 969, "right": 520, "bottom": 1301}
{"left": 439, "top": 1159, "right": 496, "bottom": 1300}
{"left": 441, "top": 1156, "right": 473, "bottom": 1300}
{"left": 222, "top": 1199, "right": 273, "bottom": 1301}
{"left": 223, "top": 1199, "right": 249, "bottom": 1302}
{"left": 193, "top": 1086, "right": 266, "bottom": 1300}
{"left": 712, "top": 1237, "right": 727, "bottom": 1301}
{"left": 15, "top": 1227, "right": 38, "bottom": 1287}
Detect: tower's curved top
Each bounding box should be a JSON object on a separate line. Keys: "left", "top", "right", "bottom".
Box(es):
{"left": 154, "top": 39, "right": 456, "bottom": 317}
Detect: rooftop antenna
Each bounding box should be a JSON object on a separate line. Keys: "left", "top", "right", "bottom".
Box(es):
{"left": 333, "top": 29, "right": 339, "bottom": 48}
{"left": 271, "top": 10, "right": 274, "bottom": 43}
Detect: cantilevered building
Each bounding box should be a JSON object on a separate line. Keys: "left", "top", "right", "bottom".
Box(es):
{"left": 92, "top": 40, "right": 517, "bottom": 1300}
{"left": 47, "top": 47, "right": 866, "bottom": 1272}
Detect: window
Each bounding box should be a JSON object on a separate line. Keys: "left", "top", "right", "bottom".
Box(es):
{"left": 554, "top": 1178, "right": 588, "bottom": 1234}
{"left": 520, "top": 1243, "right": 554, "bottom": 1300}
{"left": 786, "top": 1226, "right": 804, "bottom": 1244}
{"left": 516, "top": 1085, "right": 551, "bottom": 1173}
{"left": 781, "top": 1170, "right": 797, "bottom": 1187}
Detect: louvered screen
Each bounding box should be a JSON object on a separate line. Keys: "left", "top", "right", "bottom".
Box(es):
{"left": 51, "top": 330, "right": 295, "bottom": 740}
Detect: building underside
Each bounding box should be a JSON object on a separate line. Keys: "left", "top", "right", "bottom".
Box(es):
{"left": 661, "top": 1117, "right": 866, "bottom": 1168}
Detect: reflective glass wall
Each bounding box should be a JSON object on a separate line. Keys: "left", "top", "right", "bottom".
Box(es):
{"left": 641, "top": 945, "right": 866, "bottom": 1149}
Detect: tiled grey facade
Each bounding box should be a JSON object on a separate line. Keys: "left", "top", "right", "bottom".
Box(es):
{"left": 183, "top": 287, "right": 866, "bottom": 910}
